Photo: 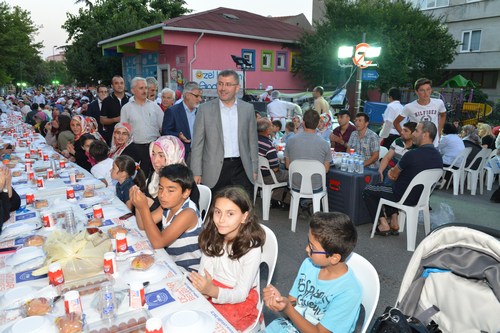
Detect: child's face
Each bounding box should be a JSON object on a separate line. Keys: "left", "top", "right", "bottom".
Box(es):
{"left": 157, "top": 177, "right": 190, "bottom": 210}
{"left": 82, "top": 139, "right": 93, "bottom": 152}
{"left": 272, "top": 125, "right": 279, "bottom": 134}
{"left": 111, "top": 163, "right": 124, "bottom": 181}
{"left": 306, "top": 231, "right": 331, "bottom": 266}
{"left": 151, "top": 145, "right": 167, "bottom": 172}
{"left": 213, "top": 197, "right": 248, "bottom": 241}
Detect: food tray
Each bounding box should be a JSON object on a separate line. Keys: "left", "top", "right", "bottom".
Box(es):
{"left": 85, "top": 308, "right": 151, "bottom": 333}
{"left": 57, "top": 273, "right": 114, "bottom": 296}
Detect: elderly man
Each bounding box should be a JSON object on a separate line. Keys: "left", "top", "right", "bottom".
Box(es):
{"left": 145, "top": 77, "right": 159, "bottom": 102}
{"left": 101, "top": 75, "right": 129, "bottom": 145}
{"left": 363, "top": 121, "right": 443, "bottom": 235}
{"left": 266, "top": 90, "right": 302, "bottom": 129}
{"left": 348, "top": 112, "right": 380, "bottom": 168}
{"left": 312, "top": 86, "right": 330, "bottom": 114}
{"left": 161, "top": 81, "right": 202, "bottom": 160}
{"left": 190, "top": 69, "right": 258, "bottom": 197}
{"left": 159, "top": 88, "right": 175, "bottom": 112}
{"left": 258, "top": 118, "right": 289, "bottom": 206}
{"left": 121, "top": 77, "right": 164, "bottom": 175}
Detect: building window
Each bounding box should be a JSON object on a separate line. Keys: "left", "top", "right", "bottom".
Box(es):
{"left": 466, "top": 0, "right": 481, "bottom": 3}
{"left": 424, "top": 0, "right": 449, "bottom": 9}
{"left": 241, "top": 49, "right": 255, "bottom": 71}
{"left": 261, "top": 50, "right": 274, "bottom": 71}
{"left": 461, "top": 30, "right": 481, "bottom": 52}
{"left": 290, "top": 52, "right": 301, "bottom": 72}
{"left": 276, "top": 51, "right": 287, "bottom": 71}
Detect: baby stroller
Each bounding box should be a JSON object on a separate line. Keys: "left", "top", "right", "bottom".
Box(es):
{"left": 394, "top": 224, "right": 500, "bottom": 333}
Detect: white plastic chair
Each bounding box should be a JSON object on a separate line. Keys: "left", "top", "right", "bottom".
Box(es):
{"left": 196, "top": 184, "right": 211, "bottom": 223}
{"left": 441, "top": 147, "right": 472, "bottom": 195}
{"left": 464, "top": 148, "right": 491, "bottom": 195}
{"left": 245, "top": 224, "right": 278, "bottom": 333}
{"left": 485, "top": 149, "right": 499, "bottom": 191}
{"left": 288, "top": 160, "right": 329, "bottom": 232}
{"left": 346, "top": 252, "right": 380, "bottom": 333}
{"left": 378, "top": 146, "right": 389, "bottom": 161}
{"left": 253, "top": 156, "right": 288, "bottom": 221}
{"left": 370, "top": 168, "right": 443, "bottom": 251}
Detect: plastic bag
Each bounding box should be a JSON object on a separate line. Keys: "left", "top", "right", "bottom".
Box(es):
{"left": 430, "top": 203, "right": 455, "bottom": 230}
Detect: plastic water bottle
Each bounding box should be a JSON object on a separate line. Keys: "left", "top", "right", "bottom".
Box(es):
{"left": 100, "top": 282, "right": 116, "bottom": 319}
{"left": 347, "top": 155, "right": 354, "bottom": 173}
{"left": 358, "top": 157, "right": 364, "bottom": 174}
{"left": 340, "top": 156, "right": 347, "bottom": 172}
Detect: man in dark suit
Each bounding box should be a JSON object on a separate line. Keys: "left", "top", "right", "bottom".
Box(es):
{"left": 86, "top": 84, "right": 108, "bottom": 140}
{"left": 190, "top": 70, "right": 258, "bottom": 197}
{"left": 161, "top": 81, "right": 202, "bottom": 160}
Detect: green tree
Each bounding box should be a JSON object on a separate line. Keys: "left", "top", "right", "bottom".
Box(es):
{"left": 298, "top": 0, "right": 459, "bottom": 91}
{"left": 63, "top": 0, "right": 190, "bottom": 85}
{"left": 0, "top": 2, "right": 43, "bottom": 85}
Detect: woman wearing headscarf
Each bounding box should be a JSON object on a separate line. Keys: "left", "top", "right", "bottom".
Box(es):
{"left": 461, "top": 124, "right": 483, "bottom": 169}
{"left": 65, "top": 115, "right": 92, "bottom": 171}
{"left": 85, "top": 117, "right": 106, "bottom": 142}
{"left": 109, "top": 122, "right": 136, "bottom": 159}
{"left": 317, "top": 113, "right": 332, "bottom": 144}
{"left": 292, "top": 115, "right": 304, "bottom": 133}
{"left": 33, "top": 111, "right": 48, "bottom": 136}
{"left": 145, "top": 135, "right": 199, "bottom": 211}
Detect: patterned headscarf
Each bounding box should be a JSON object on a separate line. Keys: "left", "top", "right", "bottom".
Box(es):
{"left": 109, "top": 122, "right": 134, "bottom": 159}
{"left": 84, "top": 117, "right": 105, "bottom": 142}
{"left": 147, "top": 135, "right": 186, "bottom": 198}
{"left": 320, "top": 113, "right": 332, "bottom": 128}
{"left": 462, "top": 124, "right": 481, "bottom": 146}
{"left": 34, "top": 111, "right": 47, "bottom": 122}
{"left": 71, "top": 115, "right": 88, "bottom": 141}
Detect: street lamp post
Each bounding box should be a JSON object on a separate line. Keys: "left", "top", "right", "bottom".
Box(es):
{"left": 338, "top": 34, "right": 381, "bottom": 113}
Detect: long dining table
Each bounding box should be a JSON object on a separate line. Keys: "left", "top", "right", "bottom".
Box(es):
{"left": 0, "top": 118, "right": 237, "bottom": 333}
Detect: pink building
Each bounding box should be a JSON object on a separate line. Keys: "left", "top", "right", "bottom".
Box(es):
{"left": 98, "top": 7, "right": 311, "bottom": 96}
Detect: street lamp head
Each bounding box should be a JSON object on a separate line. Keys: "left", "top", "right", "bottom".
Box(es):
{"left": 338, "top": 46, "right": 354, "bottom": 59}
{"left": 366, "top": 46, "right": 381, "bottom": 58}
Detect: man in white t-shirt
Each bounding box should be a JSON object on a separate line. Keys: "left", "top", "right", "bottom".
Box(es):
{"left": 379, "top": 87, "right": 405, "bottom": 149}
{"left": 393, "top": 78, "right": 446, "bottom": 147}
{"left": 266, "top": 90, "right": 302, "bottom": 129}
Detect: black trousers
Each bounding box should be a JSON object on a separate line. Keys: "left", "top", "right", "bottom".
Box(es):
{"left": 212, "top": 157, "right": 254, "bottom": 199}
{"left": 363, "top": 184, "right": 400, "bottom": 222}
{"left": 129, "top": 142, "right": 153, "bottom": 176}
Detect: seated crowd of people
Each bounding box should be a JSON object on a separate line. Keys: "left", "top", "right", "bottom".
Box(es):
{"left": 1, "top": 73, "right": 498, "bottom": 333}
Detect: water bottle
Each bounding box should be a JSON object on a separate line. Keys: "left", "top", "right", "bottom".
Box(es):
{"left": 347, "top": 155, "right": 354, "bottom": 173}
{"left": 353, "top": 155, "right": 360, "bottom": 174}
{"left": 358, "top": 157, "right": 364, "bottom": 174}
{"left": 99, "top": 282, "right": 116, "bottom": 319}
{"left": 340, "top": 156, "right": 347, "bottom": 172}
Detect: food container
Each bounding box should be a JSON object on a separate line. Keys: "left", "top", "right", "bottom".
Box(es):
{"left": 103, "top": 252, "right": 117, "bottom": 275}
{"left": 57, "top": 273, "right": 114, "bottom": 296}
{"left": 48, "top": 262, "right": 65, "bottom": 286}
{"left": 64, "top": 290, "right": 82, "bottom": 315}
{"left": 86, "top": 308, "right": 151, "bottom": 333}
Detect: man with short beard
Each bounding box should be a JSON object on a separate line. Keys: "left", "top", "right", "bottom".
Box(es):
{"left": 100, "top": 75, "right": 129, "bottom": 145}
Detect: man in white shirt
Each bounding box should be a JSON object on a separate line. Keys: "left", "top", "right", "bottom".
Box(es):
{"left": 379, "top": 87, "right": 405, "bottom": 149}
{"left": 266, "top": 90, "right": 302, "bottom": 129}
{"left": 121, "top": 77, "right": 164, "bottom": 175}
{"left": 32, "top": 90, "right": 46, "bottom": 105}
{"left": 393, "top": 78, "right": 446, "bottom": 147}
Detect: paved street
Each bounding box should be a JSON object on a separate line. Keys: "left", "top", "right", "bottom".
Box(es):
{"left": 257, "top": 180, "right": 500, "bottom": 330}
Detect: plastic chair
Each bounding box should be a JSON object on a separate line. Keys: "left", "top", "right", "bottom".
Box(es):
{"left": 197, "top": 184, "right": 212, "bottom": 223}
{"left": 485, "top": 149, "right": 499, "bottom": 191}
{"left": 253, "top": 156, "right": 288, "bottom": 221}
{"left": 288, "top": 160, "right": 329, "bottom": 232}
{"left": 464, "top": 148, "right": 492, "bottom": 195}
{"left": 245, "top": 224, "right": 278, "bottom": 333}
{"left": 378, "top": 146, "right": 389, "bottom": 161}
{"left": 441, "top": 147, "right": 472, "bottom": 195}
{"left": 370, "top": 168, "right": 443, "bottom": 251}
{"left": 346, "top": 252, "right": 380, "bottom": 333}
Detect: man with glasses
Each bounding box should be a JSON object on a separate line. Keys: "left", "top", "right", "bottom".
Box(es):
{"left": 191, "top": 69, "right": 258, "bottom": 198}
{"left": 87, "top": 84, "right": 109, "bottom": 140}
{"left": 162, "top": 81, "right": 202, "bottom": 161}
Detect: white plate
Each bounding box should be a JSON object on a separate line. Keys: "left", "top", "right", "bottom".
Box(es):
{"left": 163, "top": 310, "right": 215, "bottom": 333}
{"left": 120, "top": 262, "right": 169, "bottom": 285}
{"left": 1, "top": 222, "right": 40, "bottom": 239}
{"left": 9, "top": 316, "right": 57, "bottom": 333}
{"left": 5, "top": 247, "right": 45, "bottom": 267}
{"left": 0, "top": 285, "right": 37, "bottom": 308}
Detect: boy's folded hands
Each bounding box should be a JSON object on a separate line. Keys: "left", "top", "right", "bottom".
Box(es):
{"left": 263, "top": 284, "right": 288, "bottom": 312}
